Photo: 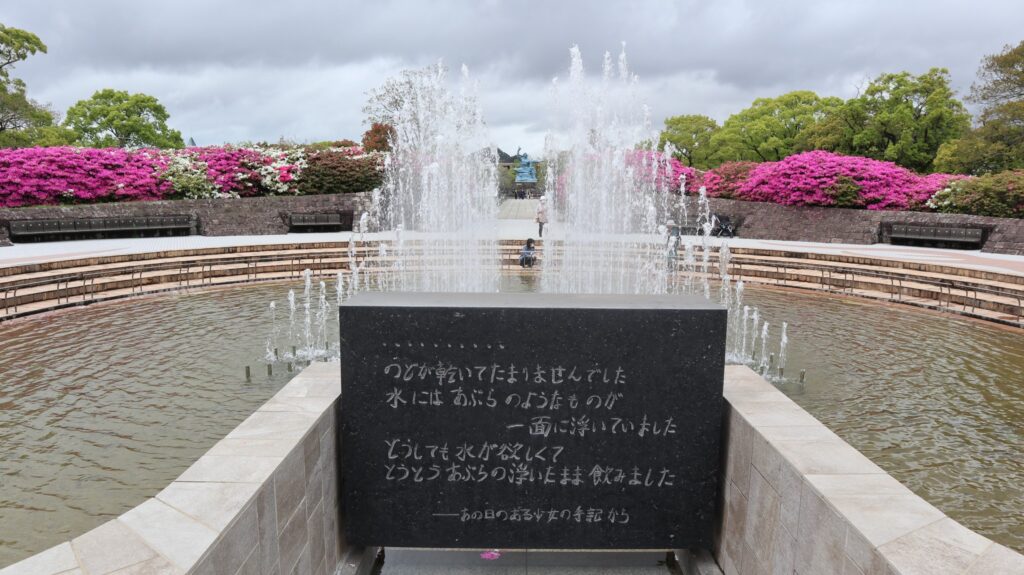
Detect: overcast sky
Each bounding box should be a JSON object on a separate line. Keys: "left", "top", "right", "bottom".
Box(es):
{"left": 3, "top": 0, "right": 1023, "bottom": 152}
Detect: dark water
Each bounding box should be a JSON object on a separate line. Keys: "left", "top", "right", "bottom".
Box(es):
{"left": 0, "top": 279, "right": 1021, "bottom": 566}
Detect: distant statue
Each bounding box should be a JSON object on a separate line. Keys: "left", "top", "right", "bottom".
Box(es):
{"left": 514, "top": 152, "right": 538, "bottom": 184}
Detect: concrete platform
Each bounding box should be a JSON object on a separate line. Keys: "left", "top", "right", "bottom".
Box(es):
{"left": 498, "top": 198, "right": 541, "bottom": 220}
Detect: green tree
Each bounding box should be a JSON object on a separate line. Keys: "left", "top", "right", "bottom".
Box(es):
{"left": 64, "top": 89, "right": 184, "bottom": 148}
{"left": 0, "top": 23, "right": 71, "bottom": 148}
{"left": 793, "top": 99, "right": 867, "bottom": 154}
{"left": 712, "top": 91, "right": 843, "bottom": 163}
{"left": 0, "top": 83, "right": 51, "bottom": 132}
{"left": 845, "top": 69, "right": 970, "bottom": 172}
{"left": 971, "top": 41, "right": 1024, "bottom": 108}
{"left": 0, "top": 23, "right": 46, "bottom": 85}
{"left": 0, "top": 88, "right": 76, "bottom": 148}
{"left": 658, "top": 114, "right": 720, "bottom": 168}
{"left": 937, "top": 41, "right": 1024, "bottom": 174}
{"left": 933, "top": 131, "right": 1019, "bottom": 175}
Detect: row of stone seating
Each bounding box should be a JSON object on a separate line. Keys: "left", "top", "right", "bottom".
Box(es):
{"left": 9, "top": 215, "right": 196, "bottom": 241}
{"left": 1, "top": 240, "right": 1022, "bottom": 326}
{"left": 3, "top": 211, "right": 356, "bottom": 243}
{"left": 727, "top": 259, "right": 1023, "bottom": 320}
{"left": 889, "top": 223, "right": 985, "bottom": 248}
{"left": 288, "top": 212, "right": 354, "bottom": 232}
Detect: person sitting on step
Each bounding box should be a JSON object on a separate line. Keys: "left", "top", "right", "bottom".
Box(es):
{"left": 519, "top": 238, "right": 537, "bottom": 268}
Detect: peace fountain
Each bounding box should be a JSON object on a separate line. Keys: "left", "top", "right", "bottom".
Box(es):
{"left": 0, "top": 47, "right": 1021, "bottom": 575}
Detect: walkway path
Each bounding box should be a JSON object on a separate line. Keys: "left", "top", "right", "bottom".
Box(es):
{"left": 3, "top": 226, "right": 1023, "bottom": 278}
{"left": 497, "top": 198, "right": 539, "bottom": 220}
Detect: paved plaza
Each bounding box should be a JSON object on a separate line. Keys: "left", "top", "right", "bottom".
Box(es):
{"left": 3, "top": 221, "right": 1023, "bottom": 279}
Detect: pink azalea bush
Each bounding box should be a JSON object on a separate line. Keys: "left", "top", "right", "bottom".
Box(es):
{"left": 701, "top": 161, "right": 758, "bottom": 199}
{"left": 729, "top": 151, "right": 965, "bottom": 211}
{"left": 0, "top": 145, "right": 377, "bottom": 208}
{"left": 0, "top": 147, "right": 170, "bottom": 208}
{"left": 190, "top": 147, "right": 267, "bottom": 197}
{"left": 626, "top": 150, "right": 696, "bottom": 193}
{"left": 0, "top": 146, "right": 986, "bottom": 214}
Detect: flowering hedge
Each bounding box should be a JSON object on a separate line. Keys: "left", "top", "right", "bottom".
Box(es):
{"left": 0, "top": 147, "right": 169, "bottom": 207}
{"left": 701, "top": 161, "right": 758, "bottom": 199}
{"left": 298, "top": 149, "right": 384, "bottom": 196}
{"left": 3, "top": 146, "right": 1012, "bottom": 217}
{"left": 701, "top": 151, "right": 966, "bottom": 211}
{"left": 927, "top": 171, "right": 1024, "bottom": 218}
{"left": 0, "top": 145, "right": 381, "bottom": 208}
{"left": 626, "top": 150, "right": 696, "bottom": 193}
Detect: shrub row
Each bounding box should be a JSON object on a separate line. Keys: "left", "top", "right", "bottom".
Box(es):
{"left": 0, "top": 145, "right": 383, "bottom": 208}
{"left": 697, "top": 151, "right": 967, "bottom": 211}
{"left": 2, "top": 146, "right": 1018, "bottom": 218}
{"left": 928, "top": 170, "right": 1024, "bottom": 219}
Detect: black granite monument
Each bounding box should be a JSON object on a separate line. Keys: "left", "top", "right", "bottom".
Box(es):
{"left": 339, "top": 292, "right": 726, "bottom": 549}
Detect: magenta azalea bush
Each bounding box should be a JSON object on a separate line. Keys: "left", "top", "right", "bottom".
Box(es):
{"left": 0, "top": 147, "right": 995, "bottom": 215}
{"left": 626, "top": 150, "right": 696, "bottom": 193}
{"left": 0, "top": 145, "right": 380, "bottom": 208}
{"left": 721, "top": 151, "right": 966, "bottom": 211}
{"left": 0, "top": 147, "right": 170, "bottom": 207}
{"left": 701, "top": 161, "right": 758, "bottom": 199}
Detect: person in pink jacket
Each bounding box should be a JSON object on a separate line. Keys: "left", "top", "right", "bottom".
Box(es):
{"left": 535, "top": 196, "right": 549, "bottom": 238}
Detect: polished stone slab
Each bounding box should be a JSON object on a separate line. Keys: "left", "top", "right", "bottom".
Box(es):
{"left": 340, "top": 292, "right": 727, "bottom": 550}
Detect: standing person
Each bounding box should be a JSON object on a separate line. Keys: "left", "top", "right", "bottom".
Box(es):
{"left": 535, "top": 196, "right": 549, "bottom": 238}
{"left": 665, "top": 219, "right": 681, "bottom": 266}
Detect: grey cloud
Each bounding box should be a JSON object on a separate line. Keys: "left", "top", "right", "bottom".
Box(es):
{"left": 3, "top": 0, "right": 1023, "bottom": 150}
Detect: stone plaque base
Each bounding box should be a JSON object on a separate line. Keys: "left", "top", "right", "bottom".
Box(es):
{"left": 339, "top": 293, "right": 726, "bottom": 549}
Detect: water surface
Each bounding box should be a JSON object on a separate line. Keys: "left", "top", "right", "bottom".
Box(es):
{"left": 0, "top": 279, "right": 1021, "bottom": 567}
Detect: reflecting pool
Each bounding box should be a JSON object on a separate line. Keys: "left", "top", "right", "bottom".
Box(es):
{"left": 0, "top": 278, "right": 1021, "bottom": 566}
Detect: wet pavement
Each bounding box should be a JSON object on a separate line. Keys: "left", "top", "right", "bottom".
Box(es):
{"left": 377, "top": 550, "right": 677, "bottom": 574}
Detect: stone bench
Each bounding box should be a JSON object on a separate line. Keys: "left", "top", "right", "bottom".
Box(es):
{"left": 7, "top": 215, "right": 194, "bottom": 242}
{"left": 668, "top": 214, "right": 737, "bottom": 238}
{"left": 288, "top": 211, "right": 354, "bottom": 232}
{"left": 889, "top": 224, "right": 984, "bottom": 248}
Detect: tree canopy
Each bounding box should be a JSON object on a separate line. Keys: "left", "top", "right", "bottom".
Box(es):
{"left": 712, "top": 91, "right": 843, "bottom": 163}
{"left": 0, "top": 23, "right": 72, "bottom": 148}
{"left": 849, "top": 69, "right": 970, "bottom": 172}
{"left": 64, "top": 89, "right": 184, "bottom": 148}
{"left": 971, "top": 41, "right": 1024, "bottom": 108}
{"left": 362, "top": 65, "right": 443, "bottom": 127}
{"left": 934, "top": 42, "right": 1024, "bottom": 174}
{"left": 796, "top": 69, "right": 970, "bottom": 173}
{"left": 0, "top": 24, "right": 46, "bottom": 86}
{"left": 658, "top": 114, "right": 720, "bottom": 168}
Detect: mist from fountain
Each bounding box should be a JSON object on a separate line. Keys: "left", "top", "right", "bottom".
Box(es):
{"left": 540, "top": 45, "right": 677, "bottom": 295}
{"left": 535, "top": 45, "right": 788, "bottom": 377}
{"left": 259, "top": 46, "right": 791, "bottom": 381}
{"left": 369, "top": 62, "right": 499, "bottom": 293}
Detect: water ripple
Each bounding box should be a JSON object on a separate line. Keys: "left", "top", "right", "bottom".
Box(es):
{"left": 0, "top": 281, "right": 1021, "bottom": 566}
{"left": 0, "top": 283, "right": 304, "bottom": 567}
{"left": 747, "top": 289, "right": 1023, "bottom": 552}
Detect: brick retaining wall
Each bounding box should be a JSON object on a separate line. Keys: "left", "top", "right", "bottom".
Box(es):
{"left": 708, "top": 198, "right": 1024, "bottom": 255}
{"left": 0, "top": 192, "right": 374, "bottom": 246}
{"left": 2, "top": 193, "right": 1023, "bottom": 255}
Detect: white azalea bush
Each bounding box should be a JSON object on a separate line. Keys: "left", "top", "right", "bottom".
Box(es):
{"left": 161, "top": 152, "right": 223, "bottom": 199}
